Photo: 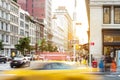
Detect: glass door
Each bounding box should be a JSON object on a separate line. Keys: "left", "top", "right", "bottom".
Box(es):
{"left": 116, "top": 50, "right": 120, "bottom": 67}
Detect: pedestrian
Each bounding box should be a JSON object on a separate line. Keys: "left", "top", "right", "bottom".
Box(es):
{"left": 111, "top": 59, "right": 117, "bottom": 72}
{"left": 99, "top": 59, "right": 104, "bottom": 72}
{"left": 104, "top": 54, "right": 112, "bottom": 72}
{"left": 11, "top": 52, "right": 15, "bottom": 59}
{"left": 81, "top": 58, "right": 87, "bottom": 66}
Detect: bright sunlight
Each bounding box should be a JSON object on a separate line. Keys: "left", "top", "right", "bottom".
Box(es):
{"left": 52, "top": 0, "right": 89, "bottom": 44}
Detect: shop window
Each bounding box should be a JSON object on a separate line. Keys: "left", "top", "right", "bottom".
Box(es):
{"left": 104, "top": 35, "right": 120, "bottom": 42}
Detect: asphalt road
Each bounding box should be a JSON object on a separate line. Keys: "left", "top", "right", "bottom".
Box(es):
{"left": 0, "top": 62, "right": 12, "bottom": 71}
{"left": 0, "top": 61, "right": 120, "bottom": 80}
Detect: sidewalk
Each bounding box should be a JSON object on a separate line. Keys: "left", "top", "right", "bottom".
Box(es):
{"left": 80, "top": 64, "right": 120, "bottom": 73}
{"left": 116, "top": 66, "right": 120, "bottom": 72}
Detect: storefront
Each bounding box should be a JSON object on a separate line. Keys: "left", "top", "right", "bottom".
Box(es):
{"left": 102, "top": 29, "right": 120, "bottom": 67}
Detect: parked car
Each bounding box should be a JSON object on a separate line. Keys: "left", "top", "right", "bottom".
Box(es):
{"left": 24, "top": 54, "right": 32, "bottom": 61}
{"left": 10, "top": 56, "right": 30, "bottom": 68}
{"left": 5, "top": 56, "right": 12, "bottom": 61}
{"left": 0, "top": 55, "right": 7, "bottom": 63}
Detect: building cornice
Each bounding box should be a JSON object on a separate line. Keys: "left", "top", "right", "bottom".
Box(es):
{"left": 102, "top": 24, "right": 120, "bottom": 29}
{"left": 90, "top": 0, "right": 120, "bottom": 6}
{"left": 10, "top": 0, "right": 20, "bottom": 7}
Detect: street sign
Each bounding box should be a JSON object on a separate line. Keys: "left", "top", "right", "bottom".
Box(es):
{"left": 70, "top": 40, "right": 79, "bottom": 44}
{"left": 90, "top": 42, "right": 94, "bottom": 46}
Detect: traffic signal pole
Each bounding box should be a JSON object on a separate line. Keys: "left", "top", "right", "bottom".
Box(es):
{"left": 73, "top": 44, "right": 76, "bottom": 62}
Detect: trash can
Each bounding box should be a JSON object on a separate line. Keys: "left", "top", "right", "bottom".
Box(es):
{"left": 92, "top": 61, "right": 97, "bottom": 68}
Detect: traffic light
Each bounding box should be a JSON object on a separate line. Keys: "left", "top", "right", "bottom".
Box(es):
{"left": 76, "top": 44, "right": 80, "bottom": 50}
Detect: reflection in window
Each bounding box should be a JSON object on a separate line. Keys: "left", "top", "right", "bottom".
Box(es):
{"left": 104, "top": 46, "right": 113, "bottom": 55}
{"left": 104, "top": 35, "right": 113, "bottom": 42}
{"left": 104, "top": 35, "right": 120, "bottom": 42}
{"left": 114, "top": 6, "right": 120, "bottom": 24}
{"left": 103, "top": 6, "right": 111, "bottom": 24}
{"left": 20, "top": 21, "right": 24, "bottom": 27}
{"left": 20, "top": 29, "right": 24, "bottom": 36}
{"left": 2, "top": 34, "right": 4, "bottom": 42}
{"left": 6, "top": 35, "right": 9, "bottom": 42}
{"left": 25, "top": 24, "right": 29, "bottom": 29}
{"left": 20, "top": 13, "right": 24, "bottom": 19}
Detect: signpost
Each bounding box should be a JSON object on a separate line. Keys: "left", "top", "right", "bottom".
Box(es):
{"left": 70, "top": 40, "right": 79, "bottom": 44}
{"left": 89, "top": 42, "right": 95, "bottom": 67}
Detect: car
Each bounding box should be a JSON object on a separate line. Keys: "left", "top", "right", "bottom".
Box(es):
{"left": 0, "top": 55, "right": 7, "bottom": 63}
{"left": 26, "top": 61, "right": 79, "bottom": 70}
{"left": 5, "top": 56, "right": 12, "bottom": 61}
{"left": 32, "top": 54, "right": 39, "bottom": 60}
{"left": 2, "top": 69, "right": 103, "bottom": 80}
{"left": 24, "top": 54, "right": 32, "bottom": 61}
{"left": 10, "top": 56, "right": 30, "bottom": 68}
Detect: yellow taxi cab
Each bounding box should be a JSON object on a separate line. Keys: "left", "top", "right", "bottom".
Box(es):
{"left": 0, "top": 61, "right": 100, "bottom": 80}
{"left": 1, "top": 69, "right": 102, "bottom": 80}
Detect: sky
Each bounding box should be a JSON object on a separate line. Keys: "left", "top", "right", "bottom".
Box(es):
{"left": 52, "top": 0, "right": 88, "bottom": 44}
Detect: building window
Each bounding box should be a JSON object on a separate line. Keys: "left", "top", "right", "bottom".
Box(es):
{"left": 2, "top": 34, "right": 4, "bottom": 42}
{"left": 6, "top": 35, "right": 9, "bottom": 42}
{"left": 114, "top": 6, "right": 120, "bottom": 24}
{"left": 6, "top": 13, "right": 8, "bottom": 19}
{"left": 15, "top": 27, "right": 18, "bottom": 34}
{"left": 103, "top": 6, "right": 111, "bottom": 24}
{"left": 10, "top": 36, "right": 13, "bottom": 44}
{"left": 25, "top": 31, "right": 29, "bottom": 37}
{"left": 6, "top": 23, "right": 8, "bottom": 31}
{"left": 20, "top": 21, "right": 24, "bottom": 27}
{"left": 20, "top": 29, "right": 24, "bottom": 36}
{"left": 1, "top": 11, "right": 4, "bottom": 18}
{"left": 1, "top": 22, "right": 3, "bottom": 30}
{"left": 20, "top": 13, "right": 24, "bottom": 19}
{"left": 25, "top": 24, "right": 29, "bottom": 29}
{"left": 10, "top": 25, "right": 13, "bottom": 32}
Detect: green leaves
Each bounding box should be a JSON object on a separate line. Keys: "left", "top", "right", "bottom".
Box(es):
{"left": 15, "top": 37, "right": 31, "bottom": 55}
{"left": 15, "top": 38, "right": 58, "bottom": 54}
{"left": 39, "top": 38, "right": 58, "bottom": 52}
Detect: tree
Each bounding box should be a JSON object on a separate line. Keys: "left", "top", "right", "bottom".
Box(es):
{"left": 39, "top": 38, "right": 47, "bottom": 52}
{"left": 39, "top": 38, "right": 58, "bottom": 52}
{"left": 53, "top": 46, "right": 58, "bottom": 52}
{"left": 47, "top": 43, "right": 54, "bottom": 52}
{"left": 15, "top": 37, "right": 31, "bottom": 55}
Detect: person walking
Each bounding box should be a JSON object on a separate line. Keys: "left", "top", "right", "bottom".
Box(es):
{"left": 99, "top": 59, "right": 104, "bottom": 72}
{"left": 111, "top": 59, "right": 117, "bottom": 72}
{"left": 104, "top": 54, "right": 112, "bottom": 72}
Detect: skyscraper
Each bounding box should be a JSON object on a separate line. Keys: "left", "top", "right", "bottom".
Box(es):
{"left": 17, "top": 0, "right": 52, "bottom": 41}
